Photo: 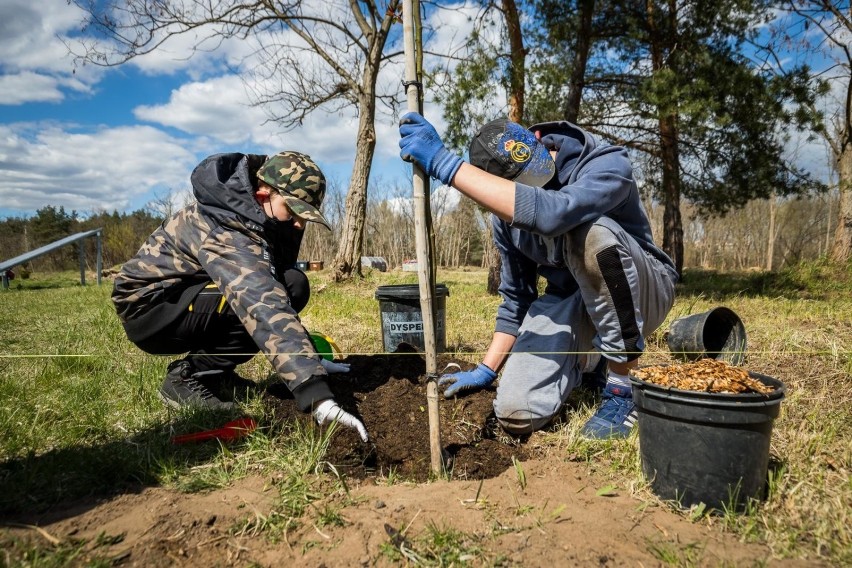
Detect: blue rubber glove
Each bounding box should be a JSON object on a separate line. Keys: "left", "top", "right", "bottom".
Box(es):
{"left": 438, "top": 363, "right": 497, "bottom": 398}
{"left": 399, "top": 112, "right": 464, "bottom": 186}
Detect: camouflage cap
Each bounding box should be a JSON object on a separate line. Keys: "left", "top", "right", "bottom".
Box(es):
{"left": 257, "top": 151, "right": 331, "bottom": 230}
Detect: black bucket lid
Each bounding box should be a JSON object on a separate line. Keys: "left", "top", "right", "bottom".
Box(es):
{"left": 375, "top": 283, "right": 449, "bottom": 301}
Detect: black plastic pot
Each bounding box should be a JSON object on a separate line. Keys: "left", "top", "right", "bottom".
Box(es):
{"left": 666, "top": 307, "right": 747, "bottom": 365}
{"left": 631, "top": 371, "right": 785, "bottom": 511}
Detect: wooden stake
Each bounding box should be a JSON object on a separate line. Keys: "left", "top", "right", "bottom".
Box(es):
{"left": 402, "top": 0, "right": 442, "bottom": 475}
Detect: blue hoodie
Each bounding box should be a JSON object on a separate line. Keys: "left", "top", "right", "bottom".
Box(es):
{"left": 493, "top": 121, "right": 677, "bottom": 336}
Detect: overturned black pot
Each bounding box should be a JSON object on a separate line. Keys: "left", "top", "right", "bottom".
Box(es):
{"left": 666, "top": 307, "right": 747, "bottom": 365}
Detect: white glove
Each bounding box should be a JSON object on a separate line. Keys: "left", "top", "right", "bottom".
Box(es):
{"left": 313, "top": 399, "right": 369, "bottom": 442}
{"left": 320, "top": 358, "right": 351, "bottom": 373}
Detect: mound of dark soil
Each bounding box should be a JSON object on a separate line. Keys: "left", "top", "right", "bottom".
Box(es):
{"left": 264, "top": 351, "right": 529, "bottom": 482}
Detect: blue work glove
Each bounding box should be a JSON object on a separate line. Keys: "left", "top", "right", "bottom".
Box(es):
{"left": 399, "top": 112, "right": 463, "bottom": 186}
{"left": 438, "top": 363, "right": 497, "bottom": 398}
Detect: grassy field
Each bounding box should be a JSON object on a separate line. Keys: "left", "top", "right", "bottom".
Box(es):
{"left": 0, "top": 262, "right": 850, "bottom": 564}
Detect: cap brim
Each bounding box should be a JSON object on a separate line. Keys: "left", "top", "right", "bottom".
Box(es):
{"left": 280, "top": 195, "right": 331, "bottom": 230}
{"left": 513, "top": 140, "right": 556, "bottom": 186}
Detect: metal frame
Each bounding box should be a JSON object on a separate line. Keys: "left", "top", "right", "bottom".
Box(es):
{"left": 0, "top": 228, "right": 103, "bottom": 289}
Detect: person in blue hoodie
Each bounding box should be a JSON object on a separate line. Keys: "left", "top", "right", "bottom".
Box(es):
{"left": 399, "top": 114, "right": 678, "bottom": 439}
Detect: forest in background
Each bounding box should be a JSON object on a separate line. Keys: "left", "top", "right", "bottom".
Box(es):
{"left": 0, "top": 182, "right": 838, "bottom": 277}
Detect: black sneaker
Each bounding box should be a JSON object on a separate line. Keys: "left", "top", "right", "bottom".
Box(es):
{"left": 204, "top": 369, "right": 256, "bottom": 403}
{"left": 158, "top": 360, "right": 235, "bottom": 411}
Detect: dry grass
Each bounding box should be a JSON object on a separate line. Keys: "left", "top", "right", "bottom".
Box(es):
{"left": 511, "top": 265, "right": 852, "bottom": 564}
{"left": 0, "top": 263, "right": 850, "bottom": 564}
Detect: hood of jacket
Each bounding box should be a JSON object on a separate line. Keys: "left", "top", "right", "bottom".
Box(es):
{"left": 190, "top": 153, "right": 270, "bottom": 227}
{"left": 528, "top": 121, "right": 596, "bottom": 187}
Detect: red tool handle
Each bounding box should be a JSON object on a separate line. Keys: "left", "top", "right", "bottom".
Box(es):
{"left": 171, "top": 416, "right": 257, "bottom": 444}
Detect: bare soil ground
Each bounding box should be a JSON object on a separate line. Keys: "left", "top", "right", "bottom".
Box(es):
{"left": 264, "top": 350, "right": 529, "bottom": 482}
{"left": 0, "top": 352, "right": 822, "bottom": 566}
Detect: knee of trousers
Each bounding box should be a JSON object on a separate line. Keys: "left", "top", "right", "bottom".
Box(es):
{"left": 584, "top": 219, "right": 625, "bottom": 262}
{"left": 494, "top": 402, "right": 559, "bottom": 435}
{"left": 565, "top": 217, "right": 625, "bottom": 269}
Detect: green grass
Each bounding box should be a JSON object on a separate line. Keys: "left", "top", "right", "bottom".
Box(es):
{"left": 380, "top": 520, "right": 495, "bottom": 565}
{"left": 1, "top": 261, "right": 851, "bottom": 565}
{"left": 0, "top": 533, "right": 115, "bottom": 567}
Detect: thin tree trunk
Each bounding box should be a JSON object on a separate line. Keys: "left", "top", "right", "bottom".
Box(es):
{"left": 564, "top": 0, "right": 595, "bottom": 123}
{"left": 484, "top": 213, "right": 501, "bottom": 295}
{"left": 502, "top": 0, "right": 525, "bottom": 123}
{"left": 659, "top": 117, "right": 684, "bottom": 276}
{"left": 825, "top": 189, "right": 833, "bottom": 255}
{"left": 649, "top": 0, "right": 684, "bottom": 275}
{"left": 830, "top": 73, "right": 852, "bottom": 262}
{"left": 484, "top": 0, "right": 526, "bottom": 292}
{"left": 333, "top": 100, "right": 375, "bottom": 281}
{"left": 767, "top": 194, "right": 776, "bottom": 271}
{"left": 832, "top": 152, "right": 852, "bottom": 262}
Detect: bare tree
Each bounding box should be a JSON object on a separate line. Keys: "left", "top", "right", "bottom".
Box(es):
{"left": 145, "top": 188, "right": 188, "bottom": 221}
{"left": 364, "top": 182, "right": 416, "bottom": 269}
{"left": 772, "top": 1, "right": 851, "bottom": 262}
{"left": 767, "top": 193, "right": 778, "bottom": 271}
{"left": 300, "top": 177, "right": 346, "bottom": 265}
{"left": 71, "top": 0, "right": 403, "bottom": 281}
{"left": 683, "top": 194, "right": 834, "bottom": 271}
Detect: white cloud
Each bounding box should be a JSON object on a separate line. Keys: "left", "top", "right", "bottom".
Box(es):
{"left": 0, "top": 0, "right": 82, "bottom": 73}
{"left": 126, "top": 31, "right": 253, "bottom": 79}
{"left": 0, "top": 0, "right": 104, "bottom": 105}
{"left": 0, "top": 0, "right": 470, "bottom": 217}
{"left": 0, "top": 69, "right": 95, "bottom": 105}
{"left": 0, "top": 73, "right": 64, "bottom": 105}
{"left": 134, "top": 75, "right": 263, "bottom": 144}
{"left": 0, "top": 123, "right": 201, "bottom": 215}
{"left": 131, "top": 73, "right": 364, "bottom": 164}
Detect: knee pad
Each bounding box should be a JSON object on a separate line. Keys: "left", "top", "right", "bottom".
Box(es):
{"left": 281, "top": 267, "right": 310, "bottom": 312}
{"left": 494, "top": 406, "right": 557, "bottom": 436}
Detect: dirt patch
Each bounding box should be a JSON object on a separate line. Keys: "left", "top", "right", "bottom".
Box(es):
{"left": 264, "top": 350, "right": 529, "bottom": 481}
{"left": 0, "top": 352, "right": 825, "bottom": 566}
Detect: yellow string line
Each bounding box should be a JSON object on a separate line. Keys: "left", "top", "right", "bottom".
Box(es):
{"left": 1, "top": 350, "right": 850, "bottom": 358}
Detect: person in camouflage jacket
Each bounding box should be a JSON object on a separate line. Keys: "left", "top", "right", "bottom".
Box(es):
{"left": 112, "top": 151, "right": 368, "bottom": 441}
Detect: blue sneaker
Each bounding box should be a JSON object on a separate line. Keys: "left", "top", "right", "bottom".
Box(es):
{"left": 580, "top": 384, "right": 637, "bottom": 439}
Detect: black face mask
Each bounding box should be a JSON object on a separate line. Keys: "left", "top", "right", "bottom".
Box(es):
{"left": 263, "top": 216, "right": 300, "bottom": 236}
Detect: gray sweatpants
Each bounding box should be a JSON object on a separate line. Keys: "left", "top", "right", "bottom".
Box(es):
{"left": 494, "top": 217, "right": 676, "bottom": 434}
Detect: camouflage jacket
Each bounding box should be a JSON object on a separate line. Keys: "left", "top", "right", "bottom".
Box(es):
{"left": 112, "top": 153, "right": 331, "bottom": 410}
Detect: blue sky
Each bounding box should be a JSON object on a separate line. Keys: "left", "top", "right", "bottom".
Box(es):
{"left": 0, "top": 1, "right": 842, "bottom": 221}
{"left": 0, "top": 0, "right": 479, "bottom": 219}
